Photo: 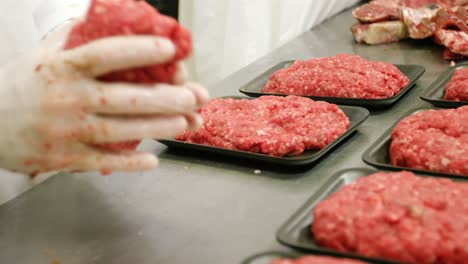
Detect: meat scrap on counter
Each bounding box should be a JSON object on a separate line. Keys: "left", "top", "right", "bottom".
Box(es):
{"left": 445, "top": 68, "right": 468, "bottom": 101}
{"left": 390, "top": 106, "right": 468, "bottom": 176}
{"left": 271, "top": 256, "right": 368, "bottom": 264}
{"left": 177, "top": 96, "right": 350, "bottom": 157}
{"left": 312, "top": 171, "right": 468, "bottom": 264}
{"left": 435, "top": 29, "right": 468, "bottom": 56}
{"left": 352, "top": 0, "right": 468, "bottom": 60}
{"left": 261, "top": 54, "right": 410, "bottom": 99}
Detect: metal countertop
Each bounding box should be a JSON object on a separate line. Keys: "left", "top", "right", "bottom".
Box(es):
{"left": 0, "top": 7, "right": 454, "bottom": 264}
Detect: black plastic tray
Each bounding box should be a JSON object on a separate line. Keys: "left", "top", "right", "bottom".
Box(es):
{"left": 242, "top": 251, "right": 374, "bottom": 264}
{"left": 420, "top": 63, "right": 468, "bottom": 108}
{"left": 158, "top": 97, "right": 370, "bottom": 167}
{"left": 239, "top": 61, "right": 425, "bottom": 109}
{"left": 362, "top": 109, "right": 468, "bottom": 179}
{"left": 242, "top": 251, "right": 298, "bottom": 264}
{"left": 275, "top": 167, "right": 468, "bottom": 264}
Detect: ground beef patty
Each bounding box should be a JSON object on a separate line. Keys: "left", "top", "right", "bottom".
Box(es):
{"left": 65, "top": 0, "right": 192, "bottom": 151}
{"left": 390, "top": 106, "right": 468, "bottom": 176}
{"left": 261, "top": 54, "right": 410, "bottom": 99}
{"left": 312, "top": 171, "right": 468, "bottom": 264}
{"left": 65, "top": 0, "right": 191, "bottom": 84}
{"left": 271, "top": 256, "right": 367, "bottom": 264}
{"left": 176, "top": 96, "right": 350, "bottom": 157}
{"left": 445, "top": 68, "right": 468, "bottom": 101}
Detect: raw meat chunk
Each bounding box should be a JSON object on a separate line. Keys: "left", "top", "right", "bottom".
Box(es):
{"left": 65, "top": 0, "right": 192, "bottom": 151}
{"left": 312, "top": 171, "right": 468, "bottom": 264}
{"left": 406, "top": 0, "right": 451, "bottom": 8}
{"left": 390, "top": 106, "right": 468, "bottom": 176}
{"left": 435, "top": 29, "right": 468, "bottom": 55}
{"left": 352, "top": 0, "right": 440, "bottom": 23}
{"left": 261, "top": 54, "right": 410, "bottom": 99}
{"left": 351, "top": 21, "right": 409, "bottom": 44}
{"left": 434, "top": 7, "right": 468, "bottom": 59}
{"left": 445, "top": 68, "right": 468, "bottom": 101}
{"left": 402, "top": 4, "right": 441, "bottom": 39}
{"left": 177, "top": 96, "right": 350, "bottom": 157}
{"left": 443, "top": 47, "right": 467, "bottom": 59}
{"left": 271, "top": 256, "right": 367, "bottom": 264}
{"left": 352, "top": 0, "right": 467, "bottom": 44}
{"left": 352, "top": 0, "right": 403, "bottom": 23}
{"left": 435, "top": 5, "right": 468, "bottom": 33}
{"left": 437, "top": 0, "right": 468, "bottom": 7}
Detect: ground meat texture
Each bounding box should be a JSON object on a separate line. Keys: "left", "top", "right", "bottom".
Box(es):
{"left": 176, "top": 96, "right": 350, "bottom": 157}
{"left": 390, "top": 106, "right": 468, "bottom": 176}
{"left": 445, "top": 68, "right": 468, "bottom": 101}
{"left": 271, "top": 256, "right": 368, "bottom": 264}
{"left": 65, "top": 0, "right": 192, "bottom": 151}
{"left": 312, "top": 171, "right": 468, "bottom": 264}
{"left": 261, "top": 54, "right": 410, "bottom": 99}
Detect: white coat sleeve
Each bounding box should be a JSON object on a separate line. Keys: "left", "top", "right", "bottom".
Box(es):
{"left": 0, "top": 0, "right": 89, "bottom": 205}
{"left": 180, "top": 0, "right": 360, "bottom": 86}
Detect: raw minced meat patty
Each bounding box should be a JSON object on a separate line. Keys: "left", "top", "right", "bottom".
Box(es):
{"left": 261, "top": 54, "right": 410, "bottom": 99}
{"left": 65, "top": 0, "right": 191, "bottom": 84}
{"left": 312, "top": 171, "right": 468, "bottom": 264}
{"left": 445, "top": 68, "right": 468, "bottom": 101}
{"left": 65, "top": 0, "right": 192, "bottom": 151}
{"left": 176, "top": 96, "right": 350, "bottom": 157}
{"left": 390, "top": 106, "right": 468, "bottom": 176}
{"left": 271, "top": 256, "right": 368, "bottom": 264}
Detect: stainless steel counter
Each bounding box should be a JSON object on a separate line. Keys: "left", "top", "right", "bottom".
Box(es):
{"left": 0, "top": 7, "right": 454, "bottom": 264}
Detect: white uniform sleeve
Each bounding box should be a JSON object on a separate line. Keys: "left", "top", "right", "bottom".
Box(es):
{"left": 0, "top": 0, "right": 88, "bottom": 205}
{"left": 0, "top": 0, "right": 41, "bottom": 66}
{"left": 180, "top": 0, "right": 360, "bottom": 85}
{"left": 0, "top": 0, "right": 89, "bottom": 66}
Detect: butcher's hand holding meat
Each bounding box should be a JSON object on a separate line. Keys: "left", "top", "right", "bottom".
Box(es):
{"left": 0, "top": 35, "right": 209, "bottom": 176}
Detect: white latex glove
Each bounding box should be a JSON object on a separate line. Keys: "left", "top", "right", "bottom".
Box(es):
{"left": 0, "top": 35, "right": 209, "bottom": 176}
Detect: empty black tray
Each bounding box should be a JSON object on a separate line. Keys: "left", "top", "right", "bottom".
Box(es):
{"left": 239, "top": 61, "right": 425, "bottom": 109}
{"left": 158, "top": 97, "right": 369, "bottom": 167}
{"left": 420, "top": 63, "right": 468, "bottom": 108}
{"left": 362, "top": 109, "right": 468, "bottom": 179}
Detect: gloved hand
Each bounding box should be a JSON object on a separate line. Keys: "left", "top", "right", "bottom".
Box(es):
{"left": 0, "top": 35, "right": 209, "bottom": 176}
